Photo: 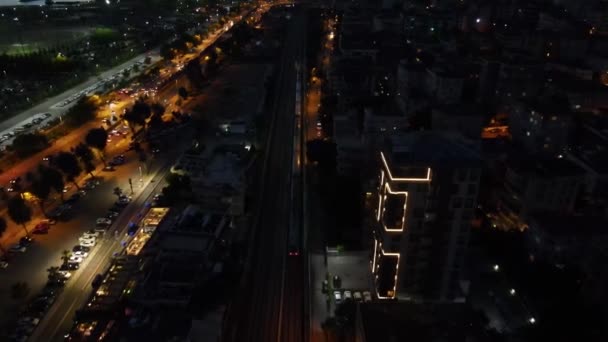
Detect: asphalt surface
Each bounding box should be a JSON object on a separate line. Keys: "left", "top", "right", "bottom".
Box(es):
{"left": 225, "top": 7, "right": 306, "bottom": 342}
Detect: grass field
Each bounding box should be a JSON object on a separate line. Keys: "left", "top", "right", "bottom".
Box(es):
{"left": 0, "top": 25, "right": 91, "bottom": 55}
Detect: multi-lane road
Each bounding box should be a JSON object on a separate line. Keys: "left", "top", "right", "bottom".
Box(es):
{"left": 225, "top": 6, "right": 307, "bottom": 342}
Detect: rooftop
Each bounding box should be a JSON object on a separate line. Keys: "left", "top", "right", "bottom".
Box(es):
{"left": 358, "top": 302, "right": 490, "bottom": 342}
{"left": 383, "top": 132, "right": 480, "bottom": 168}
{"left": 529, "top": 214, "right": 608, "bottom": 237}
{"left": 508, "top": 157, "right": 584, "bottom": 178}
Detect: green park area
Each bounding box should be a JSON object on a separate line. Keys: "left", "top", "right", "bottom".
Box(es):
{"left": 0, "top": 24, "right": 91, "bottom": 55}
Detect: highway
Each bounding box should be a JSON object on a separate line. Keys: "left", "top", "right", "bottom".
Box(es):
{"left": 225, "top": 6, "right": 306, "bottom": 342}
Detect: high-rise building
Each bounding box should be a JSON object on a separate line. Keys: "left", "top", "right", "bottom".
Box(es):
{"left": 371, "top": 132, "right": 481, "bottom": 302}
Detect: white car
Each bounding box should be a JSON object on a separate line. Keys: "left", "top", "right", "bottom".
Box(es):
{"left": 96, "top": 218, "right": 112, "bottom": 226}
{"left": 0, "top": 261, "right": 8, "bottom": 269}
{"left": 68, "top": 256, "right": 83, "bottom": 264}
{"left": 363, "top": 291, "right": 372, "bottom": 302}
{"left": 344, "top": 290, "right": 352, "bottom": 300}
{"left": 79, "top": 236, "right": 96, "bottom": 245}
{"left": 79, "top": 240, "right": 95, "bottom": 247}
{"left": 72, "top": 250, "right": 88, "bottom": 258}
{"left": 83, "top": 230, "right": 100, "bottom": 238}
{"left": 333, "top": 290, "right": 342, "bottom": 304}
{"left": 58, "top": 270, "right": 72, "bottom": 279}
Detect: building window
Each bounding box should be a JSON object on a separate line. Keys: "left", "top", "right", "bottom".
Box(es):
{"left": 452, "top": 197, "right": 463, "bottom": 209}
{"left": 467, "top": 184, "right": 477, "bottom": 195}
{"left": 464, "top": 197, "right": 474, "bottom": 209}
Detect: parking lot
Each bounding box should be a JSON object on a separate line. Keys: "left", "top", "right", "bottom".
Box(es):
{"left": 310, "top": 251, "right": 372, "bottom": 340}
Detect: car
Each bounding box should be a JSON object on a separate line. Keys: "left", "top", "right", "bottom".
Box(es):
{"left": 353, "top": 291, "right": 362, "bottom": 301}
{"left": 32, "top": 222, "right": 50, "bottom": 234}
{"left": 40, "top": 218, "right": 57, "bottom": 226}
{"left": 106, "top": 210, "right": 119, "bottom": 219}
{"left": 0, "top": 261, "right": 8, "bottom": 269}
{"left": 9, "top": 177, "right": 21, "bottom": 184}
{"left": 79, "top": 239, "right": 95, "bottom": 248}
{"left": 9, "top": 244, "right": 26, "bottom": 253}
{"left": 103, "top": 165, "right": 116, "bottom": 172}
{"left": 109, "top": 155, "right": 125, "bottom": 166}
{"left": 17, "top": 317, "right": 40, "bottom": 328}
{"left": 333, "top": 290, "right": 342, "bottom": 304}
{"left": 68, "top": 256, "right": 83, "bottom": 264}
{"left": 362, "top": 291, "right": 372, "bottom": 302}
{"left": 57, "top": 270, "right": 72, "bottom": 279}
{"left": 151, "top": 148, "right": 160, "bottom": 154}
{"left": 47, "top": 277, "right": 66, "bottom": 287}
{"left": 83, "top": 179, "right": 100, "bottom": 189}
{"left": 79, "top": 235, "right": 96, "bottom": 243}
{"left": 83, "top": 229, "right": 101, "bottom": 238}
{"left": 72, "top": 250, "right": 88, "bottom": 258}
{"left": 65, "top": 193, "right": 83, "bottom": 204}
{"left": 96, "top": 218, "right": 112, "bottom": 226}
{"left": 62, "top": 185, "right": 71, "bottom": 193}
{"left": 60, "top": 263, "right": 79, "bottom": 271}
{"left": 344, "top": 290, "right": 352, "bottom": 301}
{"left": 333, "top": 275, "right": 341, "bottom": 289}
{"left": 19, "top": 236, "right": 33, "bottom": 246}
{"left": 73, "top": 245, "right": 90, "bottom": 253}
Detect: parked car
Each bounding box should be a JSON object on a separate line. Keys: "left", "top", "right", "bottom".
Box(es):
{"left": 32, "top": 222, "right": 50, "bottom": 234}
{"left": 9, "top": 244, "right": 26, "bottom": 253}
{"left": 0, "top": 261, "right": 8, "bottom": 269}
{"left": 79, "top": 239, "right": 95, "bottom": 248}
{"left": 362, "top": 291, "right": 372, "bottom": 302}
{"left": 96, "top": 218, "right": 112, "bottom": 226}
{"left": 68, "top": 256, "right": 83, "bottom": 264}
{"left": 344, "top": 290, "right": 352, "bottom": 301}
{"left": 60, "top": 263, "right": 79, "bottom": 271}
{"left": 73, "top": 245, "right": 90, "bottom": 253}
{"left": 333, "top": 275, "right": 342, "bottom": 289}
{"left": 353, "top": 291, "right": 362, "bottom": 301}
{"left": 19, "top": 236, "right": 33, "bottom": 246}
{"left": 72, "top": 250, "right": 88, "bottom": 258}
{"left": 333, "top": 290, "right": 342, "bottom": 304}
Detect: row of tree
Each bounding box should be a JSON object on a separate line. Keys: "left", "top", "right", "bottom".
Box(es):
{"left": 0, "top": 127, "right": 110, "bottom": 252}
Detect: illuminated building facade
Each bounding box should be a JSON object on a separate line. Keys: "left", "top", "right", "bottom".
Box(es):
{"left": 371, "top": 132, "right": 481, "bottom": 301}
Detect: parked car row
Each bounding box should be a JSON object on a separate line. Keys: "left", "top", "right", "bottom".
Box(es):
{"left": 0, "top": 113, "right": 52, "bottom": 145}
{"left": 332, "top": 289, "right": 372, "bottom": 304}
{"left": 9, "top": 286, "right": 58, "bottom": 341}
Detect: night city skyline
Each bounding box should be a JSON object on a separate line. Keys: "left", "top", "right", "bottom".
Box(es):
{"left": 0, "top": 0, "right": 607, "bottom": 341}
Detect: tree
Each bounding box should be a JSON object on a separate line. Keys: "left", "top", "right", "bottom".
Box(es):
{"left": 113, "top": 187, "right": 123, "bottom": 198}
{"left": 85, "top": 128, "right": 108, "bottom": 165}
{"left": 29, "top": 176, "right": 51, "bottom": 214}
{"left": 63, "top": 96, "right": 99, "bottom": 128}
{"left": 162, "top": 173, "right": 191, "bottom": 204}
{"left": 7, "top": 196, "right": 32, "bottom": 237}
{"left": 10, "top": 133, "right": 49, "bottom": 158}
{"left": 39, "top": 165, "right": 65, "bottom": 201}
{"left": 54, "top": 152, "right": 82, "bottom": 189}
{"left": 160, "top": 43, "right": 175, "bottom": 60}
{"left": 61, "top": 250, "right": 71, "bottom": 264}
{"left": 123, "top": 99, "right": 151, "bottom": 132}
{"left": 0, "top": 217, "right": 7, "bottom": 255}
{"left": 74, "top": 143, "right": 96, "bottom": 177}
{"left": 178, "top": 86, "right": 188, "bottom": 99}
{"left": 47, "top": 266, "right": 59, "bottom": 280}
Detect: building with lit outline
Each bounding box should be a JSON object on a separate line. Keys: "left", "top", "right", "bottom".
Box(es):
{"left": 371, "top": 132, "right": 481, "bottom": 302}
